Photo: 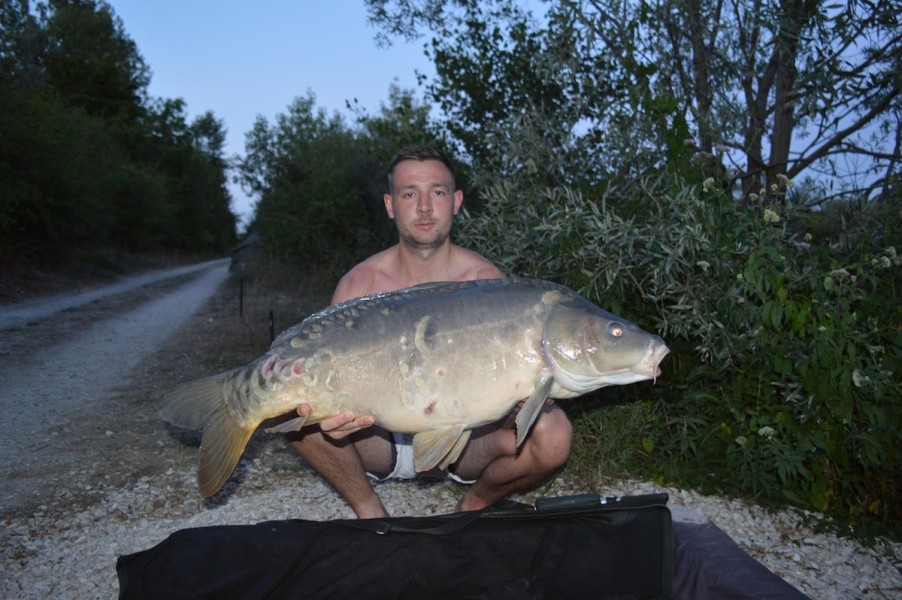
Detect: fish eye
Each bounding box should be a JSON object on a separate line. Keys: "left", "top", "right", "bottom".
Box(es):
{"left": 609, "top": 323, "right": 624, "bottom": 337}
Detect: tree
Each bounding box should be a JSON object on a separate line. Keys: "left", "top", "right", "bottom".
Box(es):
{"left": 350, "top": 82, "right": 440, "bottom": 170}
{"left": 0, "top": 0, "right": 236, "bottom": 262}
{"left": 236, "top": 93, "right": 370, "bottom": 263}
{"left": 570, "top": 0, "right": 902, "bottom": 200}
{"left": 183, "top": 111, "right": 237, "bottom": 252}
{"left": 0, "top": 0, "right": 46, "bottom": 91}
{"left": 42, "top": 0, "right": 150, "bottom": 124}
{"left": 366, "top": 0, "right": 902, "bottom": 202}
{"left": 368, "top": 1, "right": 596, "bottom": 187}
{"left": 133, "top": 101, "right": 236, "bottom": 253}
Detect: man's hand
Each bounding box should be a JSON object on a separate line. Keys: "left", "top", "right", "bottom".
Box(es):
{"left": 296, "top": 404, "right": 375, "bottom": 440}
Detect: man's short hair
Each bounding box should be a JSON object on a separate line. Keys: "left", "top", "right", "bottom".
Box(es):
{"left": 386, "top": 145, "right": 456, "bottom": 193}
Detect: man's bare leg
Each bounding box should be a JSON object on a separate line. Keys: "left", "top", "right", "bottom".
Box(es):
{"left": 451, "top": 405, "right": 572, "bottom": 512}
{"left": 286, "top": 426, "right": 394, "bottom": 519}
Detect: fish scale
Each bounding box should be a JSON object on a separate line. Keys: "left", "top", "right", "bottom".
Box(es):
{"left": 158, "top": 277, "right": 669, "bottom": 497}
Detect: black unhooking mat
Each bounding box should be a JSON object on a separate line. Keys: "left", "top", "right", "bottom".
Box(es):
{"left": 116, "top": 493, "right": 672, "bottom": 600}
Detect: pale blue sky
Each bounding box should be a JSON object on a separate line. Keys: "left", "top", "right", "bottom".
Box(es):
{"left": 106, "top": 0, "right": 435, "bottom": 226}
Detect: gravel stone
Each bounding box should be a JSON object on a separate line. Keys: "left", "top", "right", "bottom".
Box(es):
{"left": 2, "top": 455, "right": 901, "bottom": 599}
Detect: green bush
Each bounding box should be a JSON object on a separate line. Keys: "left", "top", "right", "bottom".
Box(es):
{"left": 459, "top": 174, "right": 901, "bottom": 532}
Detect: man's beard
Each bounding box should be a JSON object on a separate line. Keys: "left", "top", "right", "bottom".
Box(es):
{"left": 399, "top": 224, "right": 449, "bottom": 255}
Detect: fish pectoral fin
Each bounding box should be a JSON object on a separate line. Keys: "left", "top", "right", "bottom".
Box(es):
{"left": 514, "top": 372, "right": 554, "bottom": 447}
{"left": 264, "top": 414, "right": 310, "bottom": 434}
{"left": 413, "top": 425, "right": 468, "bottom": 472}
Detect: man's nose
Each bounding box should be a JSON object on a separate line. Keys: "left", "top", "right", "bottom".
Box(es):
{"left": 417, "top": 195, "right": 432, "bottom": 213}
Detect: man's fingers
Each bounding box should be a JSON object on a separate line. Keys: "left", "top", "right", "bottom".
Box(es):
{"left": 320, "top": 411, "right": 355, "bottom": 432}
{"left": 293, "top": 405, "right": 376, "bottom": 438}
{"left": 320, "top": 412, "right": 376, "bottom": 440}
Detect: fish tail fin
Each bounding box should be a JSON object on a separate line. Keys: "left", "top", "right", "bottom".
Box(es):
{"left": 158, "top": 371, "right": 234, "bottom": 430}
{"left": 158, "top": 370, "right": 257, "bottom": 497}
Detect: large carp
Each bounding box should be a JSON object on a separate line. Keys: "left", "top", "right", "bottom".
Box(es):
{"left": 159, "top": 278, "right": 669, "bottom": 497}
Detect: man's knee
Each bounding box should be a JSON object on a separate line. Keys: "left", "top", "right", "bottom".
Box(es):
{"left": 528, "top": 407, "right": 573, "bottom": 472}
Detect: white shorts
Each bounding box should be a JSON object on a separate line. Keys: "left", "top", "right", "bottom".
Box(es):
{"left": 367, "top": 432, "right": 475, "bottom": 484}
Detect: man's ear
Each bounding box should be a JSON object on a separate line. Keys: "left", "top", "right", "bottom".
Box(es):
{"left": 453, "top": 190, "right": 464, "bottom": 215}
{"left": 384, "top": 194, "right": 395, "bottom": 219}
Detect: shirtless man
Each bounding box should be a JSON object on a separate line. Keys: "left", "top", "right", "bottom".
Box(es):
{"left": 287, "top": 145, "right": 573, "bottom": 518}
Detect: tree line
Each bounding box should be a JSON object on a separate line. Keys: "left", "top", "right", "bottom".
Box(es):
{"left": 0, "top": 0, "right": 237, "bottom": 267}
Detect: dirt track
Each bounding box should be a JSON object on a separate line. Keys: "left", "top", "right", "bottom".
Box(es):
{"left": 0, "top": 260, "right": 230, "bottom": 517}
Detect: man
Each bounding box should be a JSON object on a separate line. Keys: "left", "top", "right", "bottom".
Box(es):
{"left": 287, "top": 145, "right": 573, "bottom": 519}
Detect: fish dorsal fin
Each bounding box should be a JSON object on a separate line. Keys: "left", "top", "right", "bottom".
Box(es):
{"left": 515, "top": 372, "right": 554, "bottom": 447}
{"left": 412, "top": 424, "right": 468, "bottom": 472}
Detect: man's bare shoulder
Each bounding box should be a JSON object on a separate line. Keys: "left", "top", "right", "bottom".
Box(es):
{"left": 450, "top": 245, "right": 505, "bottom": 280}
{"left": 332, "top": 247, "right": 399, "bottom": 303}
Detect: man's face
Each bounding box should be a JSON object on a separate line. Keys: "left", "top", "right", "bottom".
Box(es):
{"left": 384, "top": 159, "right": 464, "bottom": 252}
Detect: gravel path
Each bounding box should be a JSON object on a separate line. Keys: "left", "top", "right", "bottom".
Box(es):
{"left": 3, "top": 455, "right": 900, "bottom": 599}
{"left": 0, "top": 264, "right": 899, "bottom": 599}
{"left": 0, "top": 259, "right": 227, "bottom": 332}
{"left": 0, "top": 259, "right": 230, "bottom": 516}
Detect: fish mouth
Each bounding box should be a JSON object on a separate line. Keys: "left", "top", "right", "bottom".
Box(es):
{"left": 648, "top": 343, "right": 670, "bottom": 383}
{"left": 557, "top": 341, "right": 670, "bottom": 391}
